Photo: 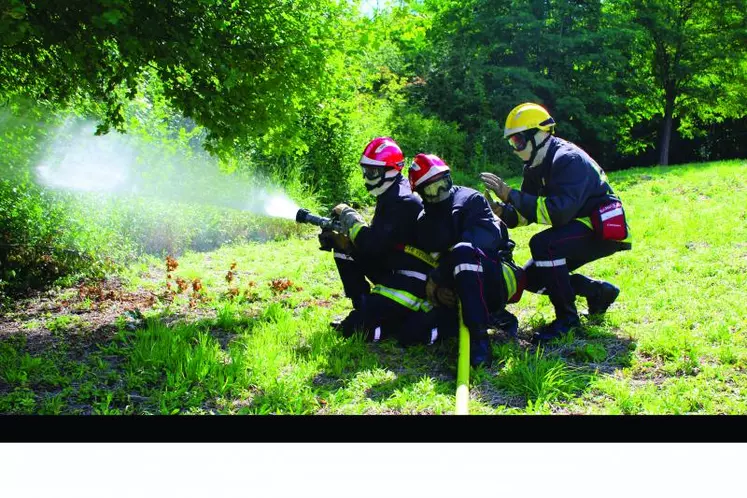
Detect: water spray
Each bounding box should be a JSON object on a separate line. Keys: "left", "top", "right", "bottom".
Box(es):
{"left": 30, "top": 117, "right": 307, "bottom": 223}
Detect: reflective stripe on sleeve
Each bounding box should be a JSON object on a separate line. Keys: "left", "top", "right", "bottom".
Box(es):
{"left": 373, "top": 326, "right": 381, "bottom": 342}
{"left": 536, "top": 197, "right": 552, "bottom": 225}
{"left": 395, "top": 270, "right": 428, "bottom": 281}
{"left": 576, "top": 217, "right": 593, "bottom": 230}
{"left": 501, "top": 263, "right": 517, "bottom": 300}
{"left": 349, "top": 222, "right": 365, "bottom": 243}
{"left": 454, "top": 263, "right": 483, "bottom": 277}
{"left": 451, "top": 242, "right": 474, "bottom": 250}
{"left": 534, "top": 258, "right": 567, "bottom": 267}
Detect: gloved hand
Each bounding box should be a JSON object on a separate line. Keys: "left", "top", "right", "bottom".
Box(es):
{"left": 334, "top": 204, "right": 366, "bottom": 236}
{"left": 480, "top": 172, "right": 512, "bottom": 202}
{"left": 484, "top": 189, "right": 503, "bottom": 217}
{"left": 319, "top": 229, "right": 352, "bottom": 253}
{"left": 425, "top": 276, "right": 457, "bottom": 308}
{"left": 436, "top": 287, "right": 457, "bottom": 308}
{"left": 332, "top": 203, "right": 349, "bottom": 216}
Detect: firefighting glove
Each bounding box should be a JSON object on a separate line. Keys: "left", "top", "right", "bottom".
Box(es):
{"left": 480, "top": 172, "right": 512, "bottom": 203}
{"left": 334, "top": 204, "right": 366, "bottom": 237}
{"left": 425, "top": 276, "right": 457, "bottom": 308}
{"left": 484, "top": 189, "right": 503, "bottom": 217}
{"left": 318, "top": 229, "right": 352, "bottom": 253}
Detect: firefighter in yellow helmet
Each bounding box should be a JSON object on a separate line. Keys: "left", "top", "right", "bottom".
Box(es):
{"left": 481, "top": 103, "right": 632, "bottom": 343}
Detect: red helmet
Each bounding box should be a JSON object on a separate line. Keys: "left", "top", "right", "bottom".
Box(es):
{"left": 408, "top": 154, "right": 451, "bottom": 189}
{"left": 408, "top": 154, "right": 453, "bottom": 203}
{"left": 359, "top": 137, "right": 405, "bottom": 170}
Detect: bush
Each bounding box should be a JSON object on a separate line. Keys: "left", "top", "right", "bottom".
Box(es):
{"left": 0, "top": 180, "right": 118, "bottom": 296}
{"left": 390, "top": 110, "right": 468, "bottom": 170}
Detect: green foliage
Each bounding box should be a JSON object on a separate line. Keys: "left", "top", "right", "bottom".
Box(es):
{"left": 494, "top": 347, "right": 591, "bottom": 404}
{"left": 0, "top": 0, "right": 346, "bottom": 154}
{"left": 0, "top": 179, "right": 117, "bottom": 295}
{"left": 609, "top": 0, "right": 747, "bottom": 163}
{"left": 1, "top": 0, "right": 746, "bottom": 298}
{"left": 410, "top": 0, "right": 633, "bottom": 171}
{"left": 126, "top": 320, "right": 250, "bottom": 399}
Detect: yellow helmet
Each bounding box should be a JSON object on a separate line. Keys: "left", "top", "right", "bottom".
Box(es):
{"left": 503, "top": 103, "right": 556, "bottom": 138}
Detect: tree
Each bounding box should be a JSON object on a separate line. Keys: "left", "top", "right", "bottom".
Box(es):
{"left": 0, "top": 0, "right": 343, "bottom": 154}
{"left": 613, "top": 0, "right": 747, "bottom": 165}
{"left": 409, "top": 0, "right": 631, "bottom": 173}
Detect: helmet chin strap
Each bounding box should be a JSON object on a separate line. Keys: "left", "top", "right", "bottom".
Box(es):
{"left": 525, "top": 131, "right": 552, "bottom": 168}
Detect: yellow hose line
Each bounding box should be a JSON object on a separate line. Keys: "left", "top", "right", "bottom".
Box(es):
{"left": 456, "top": 300, "right": 470, "bottom": 415}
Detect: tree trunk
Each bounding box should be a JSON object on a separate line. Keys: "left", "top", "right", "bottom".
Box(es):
{"left": 658, "top": 89, "right": 676, "bottom": 166}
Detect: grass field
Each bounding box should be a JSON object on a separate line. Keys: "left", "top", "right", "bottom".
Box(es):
{"left": 0, "top": 159, "right": 745, "bottom": 414}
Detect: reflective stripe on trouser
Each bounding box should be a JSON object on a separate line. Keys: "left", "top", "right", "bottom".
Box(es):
{"left": 371, "top": 285, "right": 433, "bottom": 312}
{"left": 447, "top": 244, "right": 507, "bottom": 335}
{"left": 395, "top": 269, "right": 428, "bottom": 281}
{"left": 333, "top": 250, "right": 370, "bottom": 304}
{"left": 333, "top": 252, "right": 355, "bottom": 262}
{"left": 526, "top": 220, "right": 628, "bottom": 320}
{"left": 393, "top": 305, "right": 459, "bottom": 346}
{"left": 340, "top": 289, "right": 458, "bottom": 345}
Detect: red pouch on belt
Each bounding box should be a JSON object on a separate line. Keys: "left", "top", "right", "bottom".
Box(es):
{"left": 591, "top": 200, "right": 628, "bottom": 241}
{"left": 590, "top": 201, "right": 628, "bottom": 240}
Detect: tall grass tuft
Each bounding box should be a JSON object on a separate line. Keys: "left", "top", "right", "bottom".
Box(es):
{"left": 495, "top": 348, "right": 592, "bottom": 404}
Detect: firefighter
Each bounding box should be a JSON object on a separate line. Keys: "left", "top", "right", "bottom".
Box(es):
{"left": 409, "top": 154, "right": 525, "bottom": 367}
{"left": 325, "top": 137, "right": 457, "bottom": 346}
{"left": 481, "top": 102, "right": 632, "bottom": 343}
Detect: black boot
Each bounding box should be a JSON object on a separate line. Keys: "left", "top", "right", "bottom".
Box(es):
{"left": 331, "top": 293, "right": 368, "bottom": 331}
{"left": 488, "top": 309, "right": 519, "bottom": 338}
{"left": 531, "top": 315, "right": 581, "bottom": 344}
{"left": 587, "top": 282, "right": 620, "bottom": 315}
{"left": 336, "top": 309, "right": 365, "bottom": 338}
{"left": 469, "top": 326, "right": 493, "bottom": 367}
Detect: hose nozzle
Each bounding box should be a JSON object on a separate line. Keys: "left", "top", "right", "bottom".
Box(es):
{"left": 295, "top": 208, "right": 341, "bottom": 232}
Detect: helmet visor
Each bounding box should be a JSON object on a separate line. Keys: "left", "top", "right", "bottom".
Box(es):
{"left": 507, "top": 132, "right": 529, "bottom": 152}
{"left": 418, "top": 175, "right": 453, "bottom": 203}
{"left": 361, "top": 165, "right": 385, "bottom": 181}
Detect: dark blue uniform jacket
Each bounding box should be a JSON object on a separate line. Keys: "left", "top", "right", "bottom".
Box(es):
{"left": 351, "top": 174, "right": 432, "bottom": 275}
{"left": 501, "top": 136, "right": 621, "bottom": 229}
{"left": 415, "top": 186, "right": 510, "bottom": 285}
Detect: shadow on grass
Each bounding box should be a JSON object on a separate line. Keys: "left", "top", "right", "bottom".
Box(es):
{"left": 474, "top": 316, "right": 637, "bottom": 411}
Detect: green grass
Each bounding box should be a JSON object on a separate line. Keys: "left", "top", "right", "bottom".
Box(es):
{"left": 0, "top": 159, "right": 745, "bottom": 414}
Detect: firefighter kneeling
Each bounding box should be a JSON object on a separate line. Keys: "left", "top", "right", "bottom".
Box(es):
{"left": 325, "top": 137, "right": 460, "bottom": 347}
{"left": 408, "top": 154, "right": 525, "bottom": 367}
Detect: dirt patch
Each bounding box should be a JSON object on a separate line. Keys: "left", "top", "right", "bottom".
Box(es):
{"left": 473, "top": 380, "right": 526, "bottom": 409}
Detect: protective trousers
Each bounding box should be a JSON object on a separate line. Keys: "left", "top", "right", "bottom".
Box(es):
{"left": 441, "top": 243, "right": 509, "bottom": 337}
{"left": 333, "top": 250, "right": 384, "bottom": 309}
{"left": 525, "top": 220, "right": 628, "bottom": 320}
{"left": 341, "top": 297, "right": 458, "bottom": 345}
{"left": 334, "top": 252, "right": 456, "bottom": 344}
